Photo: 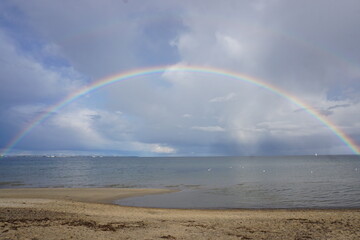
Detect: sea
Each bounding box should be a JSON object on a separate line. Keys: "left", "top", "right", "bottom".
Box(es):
{"left": 0, "top": 155, "right": 359, "bottom": 209}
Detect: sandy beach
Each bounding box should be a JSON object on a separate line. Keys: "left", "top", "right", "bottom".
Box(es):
{"left": 1, "top": 188, "right": 360, "bottom": 240}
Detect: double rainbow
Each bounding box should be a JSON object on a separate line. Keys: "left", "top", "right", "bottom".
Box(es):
{"left": 1, "top": 65, "right": 359, "bottom": 156}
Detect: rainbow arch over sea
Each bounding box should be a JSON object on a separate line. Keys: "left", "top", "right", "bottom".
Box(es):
{"left": 1, "top": 65, "right": 359, "bottom": 156}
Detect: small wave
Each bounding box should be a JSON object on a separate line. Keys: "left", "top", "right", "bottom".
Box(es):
{"left": 0, "top": 181, "right": 26, "bottom": 187}
{"left": 102, "top": 184, "right": 139, "bottom": 188}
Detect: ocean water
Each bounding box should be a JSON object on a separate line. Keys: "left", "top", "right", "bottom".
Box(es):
{"left": 0, "top": 155, "right": 359, "bottom": 209}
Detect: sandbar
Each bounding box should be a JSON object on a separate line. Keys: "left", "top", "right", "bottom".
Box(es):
{"left": 0, "top": 188, "right": 359, "bottom": 239}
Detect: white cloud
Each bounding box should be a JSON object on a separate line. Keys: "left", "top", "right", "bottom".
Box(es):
{"left": 161, "top": 62, "right": 198, "bottom": 86}
{"left": 216, "top": 33, "right": 243, "bottom": 58}
{"left": 51, "top": 108, "right": 108, "bottom": 146}
{"left": 151, "top": 144, "right": 177, "bottom": 154}
{"left": 192, "top": 126, "right": 225, "bottom": 132}
{"left": 210, "top": 93, "right": 236, "bottom": 103}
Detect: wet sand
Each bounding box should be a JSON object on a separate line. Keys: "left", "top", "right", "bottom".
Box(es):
{"left": 1, "top": 188, "right": 360, "bottom": 240}
{"left": 0, "top": 188, "right": 176, "bottom": 204}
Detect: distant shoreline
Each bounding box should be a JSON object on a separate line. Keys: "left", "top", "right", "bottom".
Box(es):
{"left": 1, "top": 154, "right": 358, "bottom": 158}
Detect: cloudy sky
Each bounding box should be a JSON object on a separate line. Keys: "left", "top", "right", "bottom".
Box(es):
{"left": 1, "top": 0, "right": 360, "bottom": 156}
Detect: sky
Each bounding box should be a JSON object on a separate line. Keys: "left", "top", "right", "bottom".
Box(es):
{"left": 0, "top": 0, "right": 360, "bottom": 156}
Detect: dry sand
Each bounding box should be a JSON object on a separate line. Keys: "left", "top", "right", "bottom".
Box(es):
{"left": 1, "top": 188, "right": 360, "bottom": 240}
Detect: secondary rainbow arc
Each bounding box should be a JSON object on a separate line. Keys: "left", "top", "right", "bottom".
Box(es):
{"left": 1, "top": 65, "right": 359, "bottom": 156}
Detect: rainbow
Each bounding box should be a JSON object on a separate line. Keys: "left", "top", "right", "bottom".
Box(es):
{"left": 1, "top": 65, "right": 359, "bottom": 156}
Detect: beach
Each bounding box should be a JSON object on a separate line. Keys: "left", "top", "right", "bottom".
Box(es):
{"left": 0, "top": 188, "right": 360, "bottom": 240}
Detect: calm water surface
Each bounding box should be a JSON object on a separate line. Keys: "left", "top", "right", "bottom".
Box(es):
{"left": 0, "top": 155, "right": 359, "bottom": 209}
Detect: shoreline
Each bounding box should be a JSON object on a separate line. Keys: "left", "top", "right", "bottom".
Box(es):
{"left": 1, "top": 188, "right": 360, "bottom": 239}
{"left": 1, "top": 187, "right": 360, "bottom": 212}
{"left": 0, "top": 188, "right": 177, "bottom": 204}
{"left": 3, "top": 188, "right": 359, "bottom": 210}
